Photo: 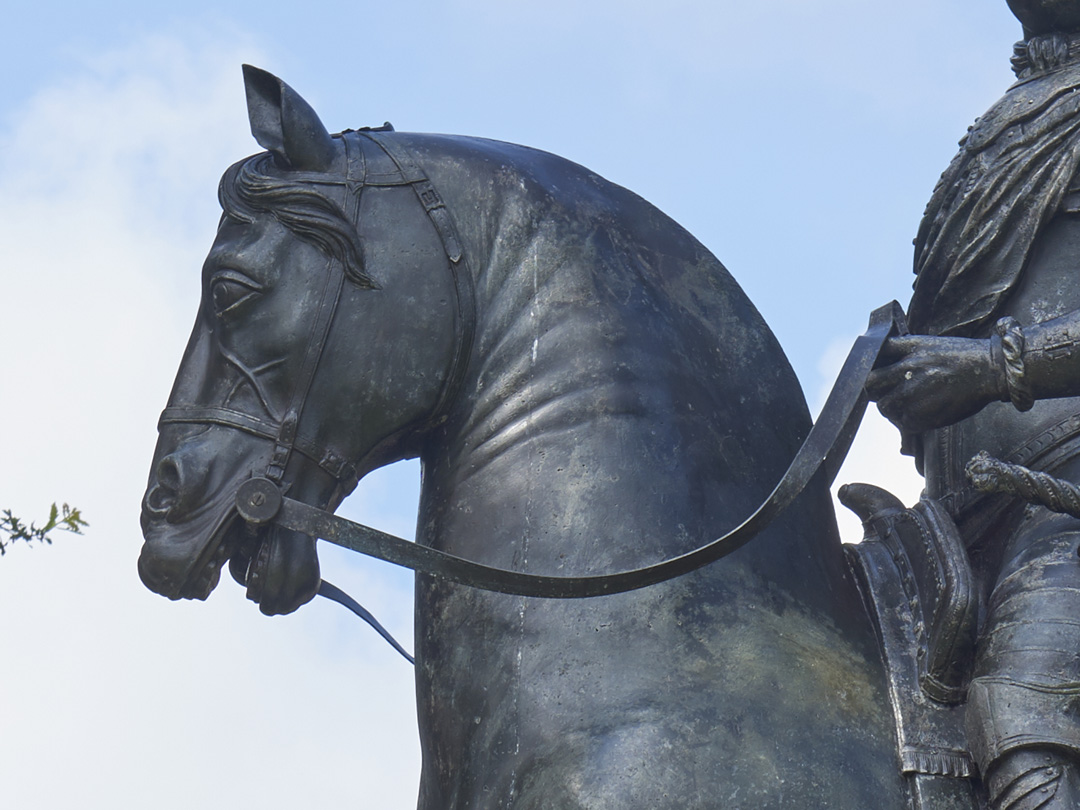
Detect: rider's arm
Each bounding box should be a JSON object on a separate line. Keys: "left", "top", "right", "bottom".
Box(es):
{"left": 1021, "top": 309, "right": 1080, "bottom": 399}
{"left": 866, "top": 307, "right": 1080, "bottom": 434}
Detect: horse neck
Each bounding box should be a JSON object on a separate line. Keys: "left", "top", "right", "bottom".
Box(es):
{"left": 416, "top": 308, "right": 858, "bottom": 621}
{"left": 417, "top": 229, "right": 781, "bottom": 572}
{"left": 413, "top": 139, "right": 857, "bottom": 618}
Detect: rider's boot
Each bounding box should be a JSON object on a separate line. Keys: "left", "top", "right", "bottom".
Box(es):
{"left": 985, "top": 747, "right": 1080, "bottom": 809}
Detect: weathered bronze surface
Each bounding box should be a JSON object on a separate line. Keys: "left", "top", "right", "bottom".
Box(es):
{"left": 139, "top": 65, "right": 909, "bottom": 807}
{"left": 139, "top": 3, "right": 1080, "bottom": 804}
{"left": 866, "top": 1, "right": 1080, "bottom": 806}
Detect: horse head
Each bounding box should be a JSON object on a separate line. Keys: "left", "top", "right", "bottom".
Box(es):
{"left": 139, "top": 66, "right": 466, "bottom": 615}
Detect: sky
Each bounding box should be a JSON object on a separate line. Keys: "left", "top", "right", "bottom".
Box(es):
{"left": 0, "top": 2, "right": 1024, "bottom": 807}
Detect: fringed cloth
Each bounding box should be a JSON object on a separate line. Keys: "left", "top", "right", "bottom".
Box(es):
{"left": 908, "top": 33, "right": 1080, "bottom": 338}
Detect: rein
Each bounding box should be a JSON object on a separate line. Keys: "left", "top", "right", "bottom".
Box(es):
{"left": 160, "top": 128, "right": 907, "bottom": 660}
{"left": 237, "top": 301, "right": 907, "bottom": 599}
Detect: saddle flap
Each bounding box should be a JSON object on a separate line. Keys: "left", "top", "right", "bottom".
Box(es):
{"left": 914, "top": 498, "right": 980, "bottom": 703}
{"left": 840, "top": 482, "right": 978, "bottom": 794}
{"left": 841, "top": 483, "right": 979, "bottom": 703}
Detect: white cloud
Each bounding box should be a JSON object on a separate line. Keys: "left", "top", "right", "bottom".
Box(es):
{"left": 0, "top": 7, "right": 1018, "bottom": 806}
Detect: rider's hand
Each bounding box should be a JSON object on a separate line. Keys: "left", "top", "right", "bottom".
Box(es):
{"left": 865, "top": 335, "right": 1005, "bottom": 434}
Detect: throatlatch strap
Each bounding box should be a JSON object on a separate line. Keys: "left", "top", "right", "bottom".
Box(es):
{"left": 359, "top": 130, "right": 476, "bottom": 424}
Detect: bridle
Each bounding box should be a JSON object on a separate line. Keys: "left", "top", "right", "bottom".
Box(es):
{"left": 157, "top": 128, "right": 907, "bottom": 662}
{"left": 158, "top": 128, "right": 476, "bottom": 498}
{"left": 155, "top": 129, "right": 477, "bottom": 659}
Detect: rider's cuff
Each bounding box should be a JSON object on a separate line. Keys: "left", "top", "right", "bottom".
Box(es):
{"left": 990, "top": 333, "right": 1008, "bottom": 403}
{"left": 995, "top": 317, "right": 1035, "bottom": 412}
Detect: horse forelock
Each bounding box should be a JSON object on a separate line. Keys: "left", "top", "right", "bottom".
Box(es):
{"left": 217, "top": 154, "right": 374, "bottom": 289}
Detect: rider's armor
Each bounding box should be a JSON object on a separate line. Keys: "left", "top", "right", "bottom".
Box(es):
{"left": 909, "top": 29, "right": 1080, "bottom": 797}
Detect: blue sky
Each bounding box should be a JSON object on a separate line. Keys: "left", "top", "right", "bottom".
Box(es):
{"left": 0, "top": 2, "right": 1024, "bottom": 807}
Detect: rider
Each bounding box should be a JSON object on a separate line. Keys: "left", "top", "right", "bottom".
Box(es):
{"left": 867, "top": 2, "right": 1080, "bottom": 807}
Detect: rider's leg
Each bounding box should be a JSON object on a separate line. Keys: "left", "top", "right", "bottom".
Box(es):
{"left": 985, "top": 747, "right": 1080, "bottom": 810}
{"left": 966, "top": 511, "right": 1080, "bottom": 804}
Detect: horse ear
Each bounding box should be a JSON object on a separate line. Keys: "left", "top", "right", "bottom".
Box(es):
{"left": 241, "top": 65, "right": 337, "bottom": 172}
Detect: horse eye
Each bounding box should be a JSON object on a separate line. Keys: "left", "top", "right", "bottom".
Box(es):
{"left": 210, "top": 277, "right": 260, "bottom": 316}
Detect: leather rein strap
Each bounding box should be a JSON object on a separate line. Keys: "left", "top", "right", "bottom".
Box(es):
{"left": 160, "top": 129, "right": 905, "bottom": 638}
{"left": 237, "top": 301, "right": 907, "bottom": 599}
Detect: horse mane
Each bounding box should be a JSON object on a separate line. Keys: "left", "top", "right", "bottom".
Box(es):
{"left": 403, "top": 134, "right": 815, "bottom": 568}
{"left": 423, "top": 135, "right": 810, "bottom": 484}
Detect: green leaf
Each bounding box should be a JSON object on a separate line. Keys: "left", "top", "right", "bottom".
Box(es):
{"left": 1, "top": 503, "right": 88, "bottom": 553}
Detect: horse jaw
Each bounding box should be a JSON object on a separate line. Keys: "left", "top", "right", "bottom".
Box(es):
{"left": 138, "top": 490, "right": 235, "bottom": 601}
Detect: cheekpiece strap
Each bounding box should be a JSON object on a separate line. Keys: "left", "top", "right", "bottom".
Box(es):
{"left": 359, "top": 130, "right": 475, "bottom": 423}
{"left": 261, "top": 133, "right": 366, "bottom": 484}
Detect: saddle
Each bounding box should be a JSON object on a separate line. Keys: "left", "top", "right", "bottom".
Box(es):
{"left": 841, "top": 484, "right": 981, "bottom": 809}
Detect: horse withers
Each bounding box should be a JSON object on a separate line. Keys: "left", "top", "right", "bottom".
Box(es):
{"left": 139, "top": 66, "right": 908, "bottom": 808}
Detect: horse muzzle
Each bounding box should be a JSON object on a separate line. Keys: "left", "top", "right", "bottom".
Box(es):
{"left": 139, "top": 426, "right": 322, "bottom": 613}
{"left": 138, "top": 495, "right": 236, "bottom": 601}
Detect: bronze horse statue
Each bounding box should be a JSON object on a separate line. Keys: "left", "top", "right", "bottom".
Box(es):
{"left": 139, "top": 67, "right": 962, "bottom": 808}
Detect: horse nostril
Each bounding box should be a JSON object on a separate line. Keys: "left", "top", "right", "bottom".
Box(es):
{"left": 156, "top": 456, "right": 182, "bottom": 492}
{"left": 145, "top": 485, "right": 176, "bottom": 516}
{"left": 145, "top": 456, "right": 183, "bottom": 518}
